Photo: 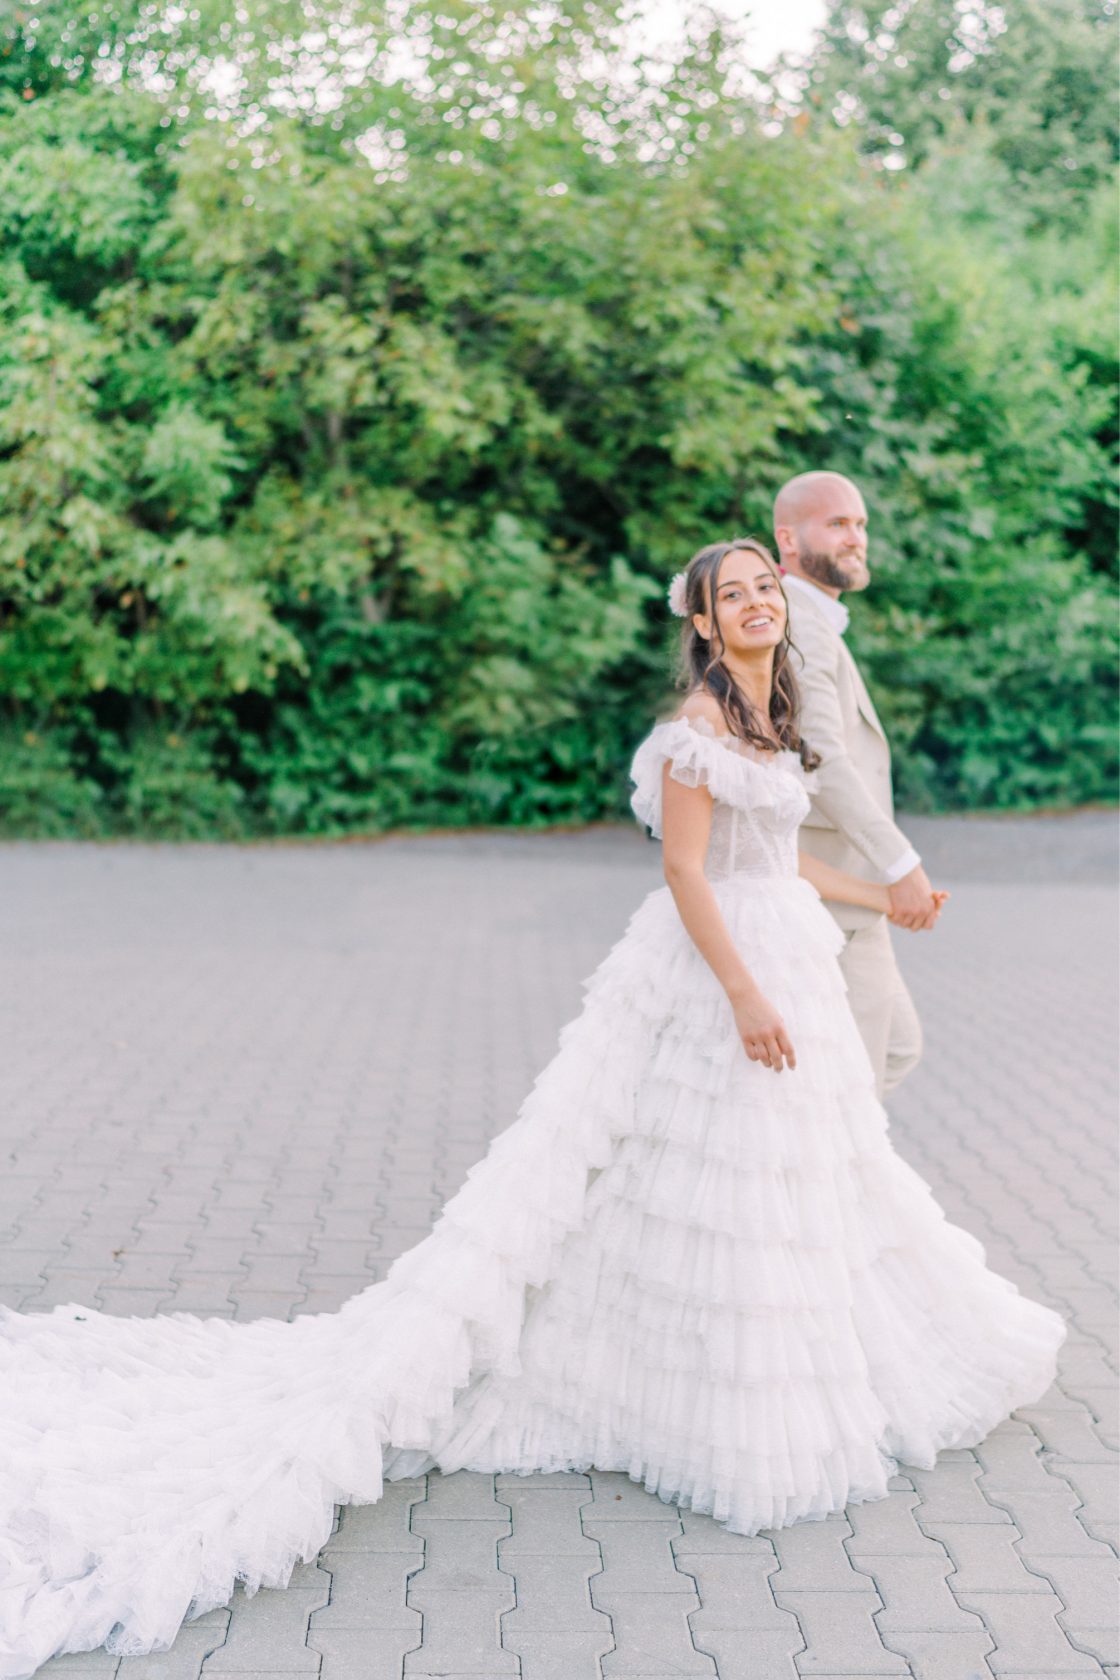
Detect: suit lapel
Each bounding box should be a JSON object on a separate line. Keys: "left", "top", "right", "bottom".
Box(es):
{"left": 790, "top": 585, "right": 888, "bottom": 744}
{"left": 838, "top": 637, "right": 887, "bottom": 742}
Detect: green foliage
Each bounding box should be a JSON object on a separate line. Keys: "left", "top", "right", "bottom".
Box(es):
{"left": 234, "top": 517, "right": 659, "bottom": 834}
{"left": 803, "top": 0, "right": 1118, "bottom": 229}
{"left": 0, "top": 0, "right": 1114, "bottom": 836}
{"left": 784, "top": 133, "right": 1118, "bottom": 809}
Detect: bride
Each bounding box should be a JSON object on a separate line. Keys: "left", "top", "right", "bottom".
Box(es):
{"left": 0, "top": 538, "right": 1063, "bottom": 1678}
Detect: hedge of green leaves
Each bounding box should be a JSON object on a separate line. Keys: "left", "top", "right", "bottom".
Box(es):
{"left": 0, "top": 0, "right": 1115, "bottom": 836}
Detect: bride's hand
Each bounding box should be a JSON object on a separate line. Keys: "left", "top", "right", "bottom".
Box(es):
{"left": 729, "top": 986, "right": 797, "bottom": 1073}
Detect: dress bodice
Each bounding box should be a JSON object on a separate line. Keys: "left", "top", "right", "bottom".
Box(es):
{"left": 630, "top": 714, "right": 813, "bottom": 883}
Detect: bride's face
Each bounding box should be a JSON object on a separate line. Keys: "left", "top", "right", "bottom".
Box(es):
{"left": 695, "top": 550, "right": 787, "bottom": 656}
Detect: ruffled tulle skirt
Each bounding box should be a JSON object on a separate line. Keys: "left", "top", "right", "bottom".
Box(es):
{"left": 0, "top": 874, "right": 1064, "bottom": 1678}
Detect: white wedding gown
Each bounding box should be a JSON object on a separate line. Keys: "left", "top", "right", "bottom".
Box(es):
{"left": 0, "top": 715, "right": 1064, "bottom": 1678}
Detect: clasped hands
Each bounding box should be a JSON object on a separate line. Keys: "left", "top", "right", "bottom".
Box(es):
{"left": 887, "top": 864, "right": 948, "bottom": 932}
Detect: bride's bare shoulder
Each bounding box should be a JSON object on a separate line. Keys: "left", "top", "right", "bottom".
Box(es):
{"left": 671, "top": 692, "right": 728, "bottom": 733}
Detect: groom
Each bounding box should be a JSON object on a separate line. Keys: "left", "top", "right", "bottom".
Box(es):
{"left": 773, "top": 470, "right": 940, "bottom": 1098}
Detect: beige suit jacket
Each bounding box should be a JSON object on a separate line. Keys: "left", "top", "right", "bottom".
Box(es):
{"left": 785, "top": 584, "right": 911, "bottom": 932}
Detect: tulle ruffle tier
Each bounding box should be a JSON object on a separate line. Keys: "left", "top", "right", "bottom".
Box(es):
{"left": 417, "top": 879, "right": 1062, "bottom": 1531}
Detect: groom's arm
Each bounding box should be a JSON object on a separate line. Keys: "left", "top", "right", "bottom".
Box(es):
{"left": 789, "top": 608, "right": 916, "bottom": 879}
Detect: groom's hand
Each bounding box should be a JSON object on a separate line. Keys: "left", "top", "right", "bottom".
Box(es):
{"left": 888, "top": 864, "right": 940, "bottom": 931}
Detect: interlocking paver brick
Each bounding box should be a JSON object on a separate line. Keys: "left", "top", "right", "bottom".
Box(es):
{"left": 56, "top": 1230, "right": 135, "bottom": 1269}
{"left": 308, "top": 1550, "right": 422, "bottom": 1630}
{"left": 1083, "top": 1317, "right": 1119, "bottom": 1368}
{"left": 770, "top": 1517, "right": 868, "bottom": 1591}
{"left": 910, "top": 1460, "right": 1013, "bottom": 1527}
{"left": 164, "top": 1273, "right": 237, "bottom": 1314}
{"left": 1052, "top": 1288, "right": 1120, "bottom": 1334}
{"left": 984, "top": 1488, "right": 1113, "bottom": 1557}
{"left": 304, "top": 1239, "right": 379, "bottom": 1274}
{"left": 588, "top": 1504, "right": 715, "bottom": 1672}
{"left": 953, "top": 1589, "right": 1104, "bottom": 1674}
{"left": 584, "top": 1519, "right": 696, "bottom": 1593}
{"left": 261, "top": 1197, "right": 326, "bottom": 1224}
{"left": 124, "top": 1224, "right": 201, "bottom": 1256}
{"left": 501, "top": 1626, "right": 616, "bottom": 1680}
{"left": 96, "top": 1287, "right": 175, "bottom": 1316}
{"left": 1015, "top": 1401, "right": 1115, "bottom": 1467}
{"left": 229, "top": 1292, "right": 303, "bottom": 1323}
{"left": 202, "top": 1570, "right": 330, "bottom": 1673}
{"left": 774, "top": 1588, "right": 907, "bottom": 1673}
{"left": 922, "top": 1519, "right": 1050, "bottom": 1592}
{"left": 235, "top": 1255, "right": 310, "bottom": 1294}
{"left": 595, "top": 1596, "right": 715, "bottom": 1676}
{"left": 326, "top": 1484, "right": 426, "bottom": 1553}
{"left": 859, "top": 1552, "right": 989, "bottom": 1632}
{"left": 109, "top": 1253, "right": 184, "bottom": 1291}
{"left": 307, "top": 1628, "right": 422, "bottom": 1680}
{"left": 175, "top": 1241, "right": 252, "bottom": 1275}
{"left": 877, "top": 1628, "right": 995, "bottom": 1680}
{"left": 681, "top": 1553, "right": 796, "bottom": 1631}
{"left": 207, "top": 1185, "right": 270, "bottom": 1214}
{"left": 501, "top": 1553, "right": 608, "bottom": 1628}
{"left": 1018, "top": 1555, "right": 1119, "bottom": 1665}
{"left": 1067, "top": 1350, "right": 1120, "bottom": 1404}
{"left": 406, "top": 1477, "right": 515, "bottom": 1675}
{"left": 1077, "top": 1386, "right": 1119, "bottom": 1438}
{"left": 409, "top": 1513, "right": 511, "bottom": 1593}
{"left": 498, "top": 1480, "right": 597, "bottom": 1555}
{"left": 690, "top": 1631, "right": 805, "bottom": 1680}
{"left": 1043, "top": 1459, "right": 1120, "bottom": 1541}
{"left": 293, "top": 1211, "right": 372, "bottom": 1243}
{"left": 401, "top": 1592, "right": 518, "bottom": 1675}
{"left": 845, "top": 1488, "right": 939, "bottom": 1555}
{"left": 0, "top": 1283, "right": 38, "bottom": 1308}
{"left": 19, "top": 1270, "right": 109, "bottom": 1310}
{"left": 250, "top": 1222, "right": 319, "bottom": 1255}
{"left": 417, "top": 1470, "right": 511, "bottom": 1522}
{"left": 975, "top": 1421, "right": 1060, "bottom": 1490}
{"left": 7, "top": 1220, "right": 76, "bottom": 1252}
{"left": 0, "top": 1249, "right": 58, "bottom": 1285}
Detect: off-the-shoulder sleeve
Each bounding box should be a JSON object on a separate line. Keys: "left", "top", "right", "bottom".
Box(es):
{"left": 629, "top": 716, "right": 797, "bottom": 838}
{"left": 628, "top": 715, "right": 809, "bottom": 840}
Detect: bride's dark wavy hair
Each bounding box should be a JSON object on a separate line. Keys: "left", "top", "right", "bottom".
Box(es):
{"left": 674, "top": 536, "right": 820, "bottom": 772}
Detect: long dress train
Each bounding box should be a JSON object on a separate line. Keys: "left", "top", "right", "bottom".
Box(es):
{"left": 0, "top": 714, "right": 1064, "bottom": 1678}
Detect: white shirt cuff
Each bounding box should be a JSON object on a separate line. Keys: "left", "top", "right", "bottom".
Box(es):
{"left": 883, "top": 847, "right": 921, "bottom": 886}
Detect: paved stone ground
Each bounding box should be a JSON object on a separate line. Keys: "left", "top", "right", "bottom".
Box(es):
{"left": 1, "top": 810, "right": 1116, "bottom": 1680}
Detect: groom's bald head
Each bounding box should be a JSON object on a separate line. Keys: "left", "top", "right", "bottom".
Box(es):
{"left": 773, "top": 471, "right": 859, "bottom": 530}
{"left": 773, "top": 471, "right": 870, "bottom": 596}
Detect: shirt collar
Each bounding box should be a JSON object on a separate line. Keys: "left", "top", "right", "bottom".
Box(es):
{"left": 783, "top": 573, "right": 850, "bottom": 636}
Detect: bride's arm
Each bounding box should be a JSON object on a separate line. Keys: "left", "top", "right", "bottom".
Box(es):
{"left": 662, "top": 767, "right": 796, "bottom": 1072}
{"left": 797, "top": 851, "right": 891, "bottom": 913}
{"left": 799, "top": 852, "right": 948, "bottom": 925}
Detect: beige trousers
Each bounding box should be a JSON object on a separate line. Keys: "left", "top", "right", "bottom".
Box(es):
{"left": 837, "top": 917, "right": 923, "bottom": 1099}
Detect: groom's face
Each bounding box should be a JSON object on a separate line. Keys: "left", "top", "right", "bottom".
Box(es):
{"left": 794, "top": 486, "right": 870, "bottom": 594}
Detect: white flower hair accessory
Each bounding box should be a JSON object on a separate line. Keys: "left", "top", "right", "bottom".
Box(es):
{"left": 667, "top": 570, "right": 690, "bottom": 617}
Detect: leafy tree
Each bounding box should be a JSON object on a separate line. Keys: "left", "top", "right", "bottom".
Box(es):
{"left": 805, "top": 157, "right": 1118, "bottom": 807}
{"left": 799, "top": 0, "right": 1118, "bottom": 227}
{"left": 0, "top": 0, "right": 1113, "bottom": 833}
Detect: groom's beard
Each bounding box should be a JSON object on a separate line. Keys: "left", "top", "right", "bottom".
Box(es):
{"left": 797, "top": 547, "right": 867, "bottom": 592}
